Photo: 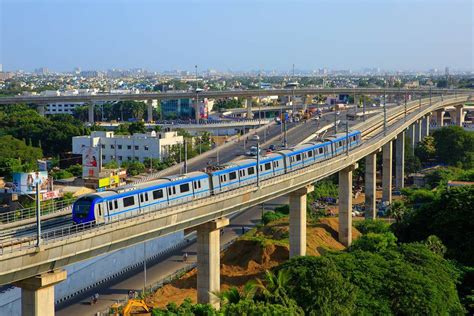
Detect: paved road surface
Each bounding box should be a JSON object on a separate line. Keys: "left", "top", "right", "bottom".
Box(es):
{"left": 56, "top": 197, "right": 288, "bottom": 316}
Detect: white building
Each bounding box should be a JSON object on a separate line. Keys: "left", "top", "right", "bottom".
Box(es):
{"left": 41, "top": 89, "right": 99, "bottom": 115}
{"left": 72, "top": 131, "right": 184, "bottom": 165}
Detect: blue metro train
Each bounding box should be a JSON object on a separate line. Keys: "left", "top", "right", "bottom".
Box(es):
{"left": 72, "top": 130, "right": 361, "bottom": 224}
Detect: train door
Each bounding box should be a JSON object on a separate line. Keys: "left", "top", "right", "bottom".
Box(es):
{"left": 139, "top": 192, "right": 149, "bottom": 212}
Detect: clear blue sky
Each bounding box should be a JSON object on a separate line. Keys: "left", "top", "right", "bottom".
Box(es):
{"left": 1, "top": 0, "right": 472, "bottom": 72}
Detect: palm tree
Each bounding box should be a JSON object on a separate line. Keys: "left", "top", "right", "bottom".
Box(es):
{"left": 212, "top": 280, "right": 257, "bottom": 305}
{"left": 256, "top": 269, "right": 292, "bottom": 307}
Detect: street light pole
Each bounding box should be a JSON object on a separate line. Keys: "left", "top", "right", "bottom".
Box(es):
{"left": 383, "top": 104, "right": 387, "bottom": 136}
{"left": 404, "top": 91, "right": 407, "bottom": 121}
{"left": 195, "top": 65, "right": 199, "bottom": 125}
{"left": 35, "top": 182, "right": 41, "bottom": 247}
{"left": 143, "top": 242, "right": 147, "bottom": 294}
{"left": 345, "top": 121, "right": 349, "bottom": 155}
{"left": 184, "top": 138, "right": 188, "bottom": 173}
{"left": 255, "top": 135, "right": 261, "bottom": 187}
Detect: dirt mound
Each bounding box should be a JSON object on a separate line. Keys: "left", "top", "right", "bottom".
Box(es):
{"left": 148, "top": 217, "right": 360, "bottom": 309}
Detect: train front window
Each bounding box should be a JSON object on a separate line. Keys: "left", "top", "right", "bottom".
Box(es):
{"left": 74, "top": 200, "right": 91, "bottom": 219}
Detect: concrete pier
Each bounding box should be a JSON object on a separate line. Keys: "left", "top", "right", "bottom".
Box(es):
{"left": 364, "top": 153, "right": 377, "bottom": 219}
{"left": 338, "top": 164, "right": 357, "bottom": 247}
{"left": 88, "top": 103, "right": 95, "bottom": 124}
{"left": 36, "top": 104, "right": 45, "bottom": 117}
{"left": 289, "top": 185, "right": 314, "bottom": 258}
{"left": 415, "top": 120, "right": 422, "bottom": 145}
{"left": 455, "top": 105, "right": 464, "bottom": 126}
{"left": 14, "top": 270, "right": 67, "bottom": 316}
{"left": 197, "top": 217, "right": 229, "bottom": 308}
{"left": 436, "top": 109, "right": 445, "bottom": 127}
{"left": 422, "top": 115, "right": 430, "bottom": 137}
{"left": 246, "top": 98, "right": 253, "bottom": 118}
{"left": 407, "top": 124, "right": 415, "bottom": 153}
{"left": 395, "top": 132, "right": 405, "bottom": 190}
{"left": 147, "top": 100, "right": 154, "bottom": 122}
{"left": 382, "top": 141, "right": 393, "bottom": 204}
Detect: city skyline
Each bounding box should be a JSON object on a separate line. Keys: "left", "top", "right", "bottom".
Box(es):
{"left": 1, "top": 0, "right": 472, "bottom": 72}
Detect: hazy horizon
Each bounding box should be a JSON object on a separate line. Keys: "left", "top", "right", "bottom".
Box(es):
{"left": 1, "top": 0, "right": 473, "bottom": 72}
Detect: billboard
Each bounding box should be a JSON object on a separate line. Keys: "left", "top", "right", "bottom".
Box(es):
{"left": 82, "top": 146, "right": 100, "bottom": 178}
{"left": 12, "top": 171, "right": 51, "bottom": 195}
{"left": 199, "top": 98, "right": 209, "bottom": 119}
{"left": 98, "top": 175, "right": 119, "bottom": 188}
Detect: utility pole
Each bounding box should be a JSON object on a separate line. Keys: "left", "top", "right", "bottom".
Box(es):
{"left": 195, "top": 65, "right": 199, "bottom": 125}
{"left": 143, "top": 242, "right": 147, "bottom": 294}
{"left": 184, "top": 138, "right": 188, "bottom": 173}
{"left": 345, "top": 121, "right": 349, "bottom": 155}
{"left": 35, "top": 181, "right": 41, "bottom": 247}
{"left": 334, "top": 109, "right": 338, "bottom": 133}
{"left": 283, "top": 122, "right": 288, "bottom": 148}
{"left": 255, "top": 135, "right": 261, "bottom": 187}
{"left": 404, "top": 91, "right": 407, "bottom": 121}
{"left": 384, "top": 104, "right": 387, "bottom": 136}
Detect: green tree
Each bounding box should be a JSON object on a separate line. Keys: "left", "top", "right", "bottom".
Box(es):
{"left": 128, "top": 121, "right": 146, "bottom": 134}
{"left": 0, "top": 135, "right": 43, "bottom": 178}
{"left": 433, "top": 126, "right": 474, "bottom": 168}
{"left": 415, "top": 135, "right": 436, "bottom": 163}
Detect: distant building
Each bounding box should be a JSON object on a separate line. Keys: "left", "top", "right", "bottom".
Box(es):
{"left": 72, "top": 131, "right": 184, "bottom": 164}
{"left": 34, "top": 67, "right": 49, "bottom": 75}
{"left": 160, "top": 98, "right": 214, "bottom": 119}
{"left": 80, "top": 70, "right": 102, "bottom": 78}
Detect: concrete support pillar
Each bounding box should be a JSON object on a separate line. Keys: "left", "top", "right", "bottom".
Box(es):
{"left": 382, "top": 141, "right": 393, "bottom": 204}
{"left": 303, "top": 95, "right": 312, "bottom": 112}
{"left": 436, "top": 109, "right": 445, "bottom": 127}
{"left": 364, "top": 153, "right": 377, "bottom": 219}
{"left": 14, "top": 270, "right": 67, "bottom": 316}
{"left": 88, "top": 103, "right": 95, "bottom": 124}
{"left": 407, "top": 125, "right": 415, "bottom": 153}
{"left": 354, "top": 95, "right": 360, "bottom": 107}
{"left": 197, "top": 217, "right": 229, "bottom": 308}
{"left": 395, "top": 132, "right": 405, "bottom": 190}
{"left": 421, "top": 116, "right": 430, "bottom": 137}
{"left": 194, "top": 98, "right": 200, "bottom": 122}
{"left": 415, "top": 120, "right": 422, "bottom": 145}
{"left": 455, "top": 105, "right": 464, "bottom": 126}
{"left": 338, "top": 164, "right": 357, "bottom": 247}
{"left": 36, "top": 104, "right": 46, "bottom": 117}
{"left": 147, "top": 99, "right": 154, "bottom": 122}
{"left": 246, "top": 98, "right": 253, "bottom": 119}
{"left": 289, "top": 185, "right": 314, "bottom": 258}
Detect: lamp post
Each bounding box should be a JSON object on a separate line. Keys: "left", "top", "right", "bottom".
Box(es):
{"left": 195, "top": 65, "right": 199, "bottom": 125}
{"left": 253, "top": 134, "right": 261, "bottom": 187}
{"left": 35, "top": 181, "right": 41, "bottom": 247}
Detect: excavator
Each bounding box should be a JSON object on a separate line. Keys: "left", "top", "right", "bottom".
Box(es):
{"left": 110, "top": 299, "right": 151, "bottom": 316}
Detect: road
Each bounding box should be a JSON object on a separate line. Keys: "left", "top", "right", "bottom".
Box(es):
{"left": 56, "top": 197, "right": 288, "bottom": 316}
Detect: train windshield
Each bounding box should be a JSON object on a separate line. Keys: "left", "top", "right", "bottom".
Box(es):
{"left": 73, "top": 198, "right": 92, "bottom": 219}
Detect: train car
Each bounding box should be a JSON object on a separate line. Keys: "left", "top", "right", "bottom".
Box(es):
{"left": 210, "top": 163, "right": 242, "bottom": 194}
{"left": 259, "top": 153, "right": 286, "bottom": 178}
{"left": 72, "top": 172, "right": 210, "bottom": 224}
{"left": 303, "top": 140, "right": 331, "bottom": 163}
{"left": 325, "top": 130, "right": 362, "bottom": 157}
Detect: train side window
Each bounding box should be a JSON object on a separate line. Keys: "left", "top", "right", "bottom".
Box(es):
{"left": 145, "top": 194, "right": 149, "bottom": 202}
{"left": 140, "top": 194, "right": 144, "bottom": 203}
{"left": 173, "top": 187, "right": 176, "bottom": 194}
{"left": 308, "top": 151, "right": 313, "bottom": 157}
{"left": 114, "top": 200, "right": 118, "bottom": 209}
{"left": 98, "top": 204, "right": 102, "bottom": 216}
{"left": 229, "top": 172, "right": 237, "bottom": 180}
{"left": 265, "top": 162, "right": 271, "bottom": 170}
{"left": 109, "top": 201, "right": 113, "bottom": 210}
{"left": 168, "top": 187, "right": 172, "bottom": 196}
{"left": 123, "top": 196, "right": 135, "bottom": 207}
{"left": 296, "top": 154, "right": 301, "bottom": 161}
{"left": 153, "top": 189, "right": 163, "bottom": 199}
{"left": 319, "top": 148, "right": 324, "bottom": 154}
{"left": 180, "top": 183, "right": 190, "bottom": 193}
{"left": 248, "top": 167, "right": 255, "bottom": 175}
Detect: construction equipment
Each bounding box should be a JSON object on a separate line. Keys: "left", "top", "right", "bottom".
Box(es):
{"left": 110, "top": 299, "right": 150, "bottom": 316}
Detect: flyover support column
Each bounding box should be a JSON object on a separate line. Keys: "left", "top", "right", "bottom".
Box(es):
{"left": 289, "top": 185, "right": 314, "bottom": 258}
{"left": 147, "top": 99, "right": 154, "bottom": 122}
{"left": 395, "top": 132, "right": 405, "bottom": 190}
{"left": 14, "top": 270, "right": 67, "bottom": 316}
{"left": 455, "top": 105, "right": 464, "bottom": 127}
{"left": 246, "top": 98, "right": 253, "bottom": 119}
{"left": 354, "top": 95, "right": 360, "bottom": 107}
{"left": 436, "top": 109, "right": 445, "bottom": 127}
{"left": 36, "top": 104, "right": 46, "bottom": 117}
{"left": 197, "top": 217, "right": 229, "bottom": 309}
{"left": 382, "top": 141, "right": 393, "bottom": 204}
{"left": 415, "top": 120, "right": 422, "bottom": 145}
{"left": 407, "top": 125, "right": 415, "bottom": 153}
{"left": 422, "top": 115, "right": 430, "bottom": 137}
{"left": 364, "top": 152, "right": 377, "bottom": 219}
{"left": 88, "top": 102, "right": 95, "bottom": 124}
{"left": 338, "top": 164, "right": 357, "bottom": 247}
